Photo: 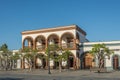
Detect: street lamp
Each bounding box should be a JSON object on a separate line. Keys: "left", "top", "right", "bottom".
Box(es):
{"left": 59, "top": 51, "right": 62, "bottom": 72}
{"left": 48, "top": 48, "right": 51, "bottom": 74}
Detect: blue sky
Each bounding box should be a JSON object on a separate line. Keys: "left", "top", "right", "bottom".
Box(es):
{"left": 0, "top": 0, "right": 120, "bottom": 50}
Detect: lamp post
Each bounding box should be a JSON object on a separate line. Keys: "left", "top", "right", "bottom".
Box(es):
{"left": 48, "top": 48, "right": 51, "bottom": 74}
{"left": 59, "top": 51, "right": 62, "bottom": 72}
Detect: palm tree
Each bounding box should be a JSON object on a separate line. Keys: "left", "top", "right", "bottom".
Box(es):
{"left": 90, "top": 44, "right": 114, "bottom": 73}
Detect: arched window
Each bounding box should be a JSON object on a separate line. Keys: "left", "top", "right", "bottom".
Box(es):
{"left": 23, "top": 36, "right": 33, "bottom": 49}
{"left": 47, "top": 34, "right": 59, "bottom": 45}
{"left": 35, "top": 35, "right": 46, "bottom": 50}
{"left": 61, "top": 32, "right": 74, "bottom": 49}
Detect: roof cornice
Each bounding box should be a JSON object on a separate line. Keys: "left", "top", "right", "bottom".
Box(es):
{"left": 21, "top": 25, "right": 86, "bottom": 36}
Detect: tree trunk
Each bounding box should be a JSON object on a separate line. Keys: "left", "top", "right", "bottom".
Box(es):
{"left": 24, "top": 62, "right": 32, "bottom": 71}
{"left": 29, "top": 63, "right": 32, "bottom": 71}
{"left": 33, "top": 56, "right": 36, "bottom": 69}
{"left": 28, "top": 60, "right": 32, "bottom": 71}
{"left": 1, "top": 59, "right": 5, "bottom": 70}
{"left": 10, "top": 60, "right": 14, "bottom": 70}
{"left": 0, "top": 58, "right": 2, "bottom": 69}
{"left": 98, "top": 59, "right": 104, "bottom": 73}
{"left": 5, "top": 57, "right": 8, "bottom": 71}
{"left": 10, "top": 60, "right": 12, "bottom": 70}
{"left": 59, "top": 59, "right": 62, "bottom": 72}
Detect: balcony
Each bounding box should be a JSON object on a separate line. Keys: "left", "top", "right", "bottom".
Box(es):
{"left": 24, "top": 46, "right": 33, "bottom": 49}
{"left": 62, "top": 42, "right": 74, "bottom": 49}
{"left": 36, "top": 45, "right": 45, "bottom": 50}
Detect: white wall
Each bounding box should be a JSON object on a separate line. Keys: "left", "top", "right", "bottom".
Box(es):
{"left": 83, "top": 41, "right": 120, "bottom": 69}
{"left": 83, "top": 41, "right": 120, "bottom": 52}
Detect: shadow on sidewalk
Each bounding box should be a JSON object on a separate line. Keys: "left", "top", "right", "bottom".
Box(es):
{"left": 0, "top": 78, "right": 23, "bottom": 80}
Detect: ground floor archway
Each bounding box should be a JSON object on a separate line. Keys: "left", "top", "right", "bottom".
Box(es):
{"left": 69, "top": 56, "right": 74, "bottom": 68}
{"left": 113, "top": 55, "right": 119, "bottom": 70}
{"left": 35, "top": 54, "right": 46, "bottom": 69}
{"left": 81, "top": 52, "right": 95, "bottom": 69}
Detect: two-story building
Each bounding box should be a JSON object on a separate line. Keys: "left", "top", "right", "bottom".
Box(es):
{"left": 21, "top": 25, "right": 87, "bottom": 69}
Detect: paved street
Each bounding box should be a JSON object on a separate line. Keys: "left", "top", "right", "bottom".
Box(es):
{"left": 0, "top": 69, "right": 119, "bottom": 80}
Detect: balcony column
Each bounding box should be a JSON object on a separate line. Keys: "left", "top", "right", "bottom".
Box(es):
{"left": 74, "top": 57, "right": 77, "bottom": 70}
{"left": 46, "top": 39, "right": 48, "bottom": 49}
{"left": 73, "top": 38, "right": 76, "bottom": 49}
{"left": 76, "top": 53, "right": 80, "bottom": 69}
{"left": 21, "top": 57, "right": 25, "bottom": 69}
{"left": 22, "top": 41, "right": 24, "bottom": 49}
{"left": 45, "top": 38, "right": 48, "bottom": 69}
{"left": 59, "top": 37, "right": 61, "bottom": 47}
{"left": 28, "top": 40, "right": 31, "bottom": 48}
{"left": 33, "top": 40, "right": 36, "bottom": 50}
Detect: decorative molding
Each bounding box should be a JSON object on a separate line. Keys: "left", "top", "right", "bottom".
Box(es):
{"left": 21, "top": 25, "right": 86, "bottom": 36}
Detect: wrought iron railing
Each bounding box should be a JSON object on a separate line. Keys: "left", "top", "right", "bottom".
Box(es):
{"left": 24, "top": 46, "right": 33, "bottom": 49}
{"left": 62, "top": 42, "right": 74, "bottom": 48}
{"left": 36, "top": 45, "right": 45, "bottom": 50}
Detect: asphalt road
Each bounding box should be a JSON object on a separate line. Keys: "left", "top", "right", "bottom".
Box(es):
{"left": 0, "top": 69, "right": 119, "bottom": 80}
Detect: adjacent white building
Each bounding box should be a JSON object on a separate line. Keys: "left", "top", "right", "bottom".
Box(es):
{"left": 81, "top": 41, "right": 120, "bottom": 71}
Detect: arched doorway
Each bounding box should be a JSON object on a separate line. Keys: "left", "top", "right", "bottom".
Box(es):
{"left": 54, "top": 60, "right": 59, "bottom": 69}
{"left": 69, "top": 56, "right": 74, "bottom": 67}
{"left": 81, "top": 52, "right": 94, "bottom": 69}
{"left": 52, "top": 53, "right": 59, "bottom": 69}
{"left": 113, "top": 55, "right": 119, "bottom": 70}
{"left": 68, "top": 54, "right": 74, "bottom": 69}
{"left": 84, "top": 53, "right": 92, "bottom": 69}
{"left": 35, "top": 53, "right": 46, "bottom": 69}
